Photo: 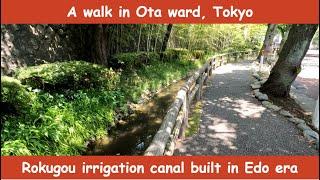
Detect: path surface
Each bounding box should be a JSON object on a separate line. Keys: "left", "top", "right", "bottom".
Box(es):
{"left": 291, "top": 49, "right": 319, "bottom": 113}
{"left": 174, "top": 62, "right": 318, "bottom": 155}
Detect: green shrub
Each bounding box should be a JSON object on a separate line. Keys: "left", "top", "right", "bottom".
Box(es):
{"left": 1, "top": 140, "right": 32, "bottom": 156}
{"left": 162, "top": 48, "right": 193, "bottom": 61}
{"left": 111, "top": 52, "right": 160, "bottom": 69}
{"left": 1, "top": 61, "right": 124, "bottom": 156}
{"left": 1, "top": 54, "right": 208, "bottom": 155}
{"left": 1, "top": 88, "right": 122, "bottom": 155}
{"left": 15, "top": 61, "right": 119, "bottom": 92}
{"left": 192, "top": 50, "right": 205, "bottom": 59}
{"left": 1, "top": 76, "right": 34, "bottom": 115}
{"left": 120, "top": 54, "right": 207, "bottom": 103}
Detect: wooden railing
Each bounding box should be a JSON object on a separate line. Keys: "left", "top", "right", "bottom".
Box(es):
{"left": 144, "top": 50, "right": 258, "bottom": 156}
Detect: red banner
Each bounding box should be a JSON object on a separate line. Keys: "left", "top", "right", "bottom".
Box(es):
{"left": 1, "top": 0, "right": 319, "bottom": 24}
{"left": 1, "top": 156, "right": 319, "bottom": 179}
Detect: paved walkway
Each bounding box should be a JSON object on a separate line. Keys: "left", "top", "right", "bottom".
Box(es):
{"left": 291, "top": 50, "right": 319, "bottom": 113}
{"left": 174, "top": 62, "right": 318, "bottom": 155}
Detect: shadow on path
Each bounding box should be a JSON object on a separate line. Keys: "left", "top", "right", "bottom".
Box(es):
{"left": 174, "top": 62, "right": 318, "bottom": 155}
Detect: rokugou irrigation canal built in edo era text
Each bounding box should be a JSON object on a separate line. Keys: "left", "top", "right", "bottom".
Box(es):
{"left": 21, "top": 160, "right": 298, "bottom": 178}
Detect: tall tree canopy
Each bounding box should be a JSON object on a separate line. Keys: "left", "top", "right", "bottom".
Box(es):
{"left": 81, "top": 24, "right": 267, "bottom": 65}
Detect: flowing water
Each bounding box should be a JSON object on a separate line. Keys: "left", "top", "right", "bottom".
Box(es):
{"left": 86, "top": 80, "right": 185, "bottom": 155}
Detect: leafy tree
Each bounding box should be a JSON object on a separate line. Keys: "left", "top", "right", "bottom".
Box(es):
{"left": 257, "top": 24, "right": 278, "bottom": 60}
{"left": 168, "top": 24, "right": 266, "bottom": 53}
{"left": 261, "top": 24, "right": 319, "bottom": 97}
{"left": 160, "top": 24, "right": 173, "bottom": 60}
{"left": 161, "top": 24, "right": 173, "bottom": 52}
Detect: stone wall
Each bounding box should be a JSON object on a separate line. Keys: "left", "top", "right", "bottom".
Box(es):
{"left": 1, "top": 25, "right": 86, "bottom": 75}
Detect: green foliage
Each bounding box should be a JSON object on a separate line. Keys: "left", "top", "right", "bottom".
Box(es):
{"left": 105, "top": 24, "right": 167, "bottom": 53}
{"left": 121, "top": 50, "right": 207, "bottom": 103}
{"left": 1, "top": 76, "right": 34, "bottom": 115}
{"left": 1, "top": 61, "right": 123, "bottom": 156}
{"left": 1, "top": 24, "right": 266, "bottom": 155}
{"left": 192, "top": 50, "right": 206, "bottom": 59}
{"left": 111, "top": 52, "right": 160, "bottom": 69}
{"left": 1, "top": 50, "right": 208, "bottom": 155}
{"left": 162, "top": 48, "right": 193, "bottom": 61}
{"left": 15, "top": 61, "right": 119, "bottom": 92}
{"left": 169, "top": 24, "right": 267, "bottom": 53}
{"left": 1, "top": 88, "right": 122, "bottom": 155}
{"left": 1, "top": 140, "right": 32, "bottom": 156}
{"left": 185, "top": 102, "right": 202, "bottom": 137}
{"left": 277, "top": 24, "right": 291, "bottom": 37}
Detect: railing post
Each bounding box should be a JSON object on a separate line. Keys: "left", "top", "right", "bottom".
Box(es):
{"left": 216, "top": 57, "right": 219, "bottom": 67}
{"left": 203, "top": 66, "right": 208, "bottom": 85}
{"left": 259, "top": 55, "right": 264, "bottom": 72}
{"left": 179, "top": 87, "right": 189, "bottom": 139}
{"left": 209, "top": 60, "right": 213, "bottom": 76}
{"left": 196, "top": 74, "right": 203, "bottom": 101}
{"left": 235, "top": 53, "right": 239, "bottom": 62}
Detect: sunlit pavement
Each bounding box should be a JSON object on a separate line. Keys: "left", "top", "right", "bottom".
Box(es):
{"left": 291, "top": 49, "right": 319, "bottom": 113}
{"left": 174, "top": 62, "right": 318, "bottom": 155}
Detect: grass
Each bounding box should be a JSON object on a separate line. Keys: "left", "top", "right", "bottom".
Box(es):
{"left": 185, "top": 102, "right": 203, "bottom": 137}
{"left": 121, "top": 58, "right": 207, "bottom": 103}
{"left": 1, "top": 49, "right": 208, "bottom": 156}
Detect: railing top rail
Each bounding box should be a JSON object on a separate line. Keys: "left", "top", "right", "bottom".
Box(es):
{"left": 212, "top": 50, "right": 256, "bottom": 58}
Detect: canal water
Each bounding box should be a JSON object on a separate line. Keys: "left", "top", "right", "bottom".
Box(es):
{"left": 86, "top": 80, "right": 185, "bottom": 155}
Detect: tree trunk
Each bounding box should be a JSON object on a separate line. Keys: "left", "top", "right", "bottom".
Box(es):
{"left": 91, "top": 24, "right": 108, "bottom": 66}
{"left": 154, "top": 25, "right": 161, "bottom": 52}
{"left": 278, "top": 26, "right": 291, "bottom": 54}
{"left": 257, "top": 24, "right": 278, "bottom": 60}
{"left": 137, "top": 25, "right": 142, "bottom": 52}
{"left": 160, "top": 24, "right": 173, "bottom": 60}
{"left": 147, "top": 25, "right": 153, "bottom": 52}
{"left": 260, "top": 24, "right": 318, "bottom": 97}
